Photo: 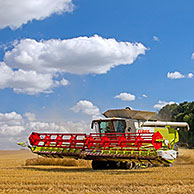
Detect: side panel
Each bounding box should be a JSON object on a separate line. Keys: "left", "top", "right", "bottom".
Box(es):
{"left": 167, "top": 127, "right": 179, "bottom": 143}
{"left": 137, "top": 126, "right": 179, "bottom": 148}
{"left": 154, "top": 127, "right": 179, "bottom": 148}
{"left": 154, "top": 127, "right": 169, "bottom": 141}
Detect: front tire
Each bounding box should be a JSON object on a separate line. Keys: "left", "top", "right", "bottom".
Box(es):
{"left": 92, "top": 160, "right": 118, "bottom": 170}
{"left": 92, "top": 160, "right": 106, "bottom": 170}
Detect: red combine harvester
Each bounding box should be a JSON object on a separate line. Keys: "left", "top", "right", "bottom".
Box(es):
{"left": 18, "top": 108, "right": 189, "bottom": 169}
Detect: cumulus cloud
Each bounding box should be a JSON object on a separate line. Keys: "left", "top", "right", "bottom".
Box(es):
{"left": 25, "top": 118, "right": 90, "bottom": 134}
{"left": 153, "top": 100, "right": 176, "bottom": 110}
{"left": 191, "top": 53, "right": 194, "bottom": 59}
{"left": 0, "top": 112, "right": 25, "bottom": 135}
{"left": 142, "top": 94, "right": 148, "bottom": 98}
{"left": 167, "top": 71, "right": 193, "bottom": 79}
{"left": 0, "top": 35, "right": 146, "bottom": 95}
{"left": 153, "top": 36, "right": 159, "bottom": 41}
{"left": 24, "top": 112, "right": 36, "bottom": 121}
{"left": 25, "top": 121, "right": 60, "bottom": 132}
{"left": 0, "top": 110, "right": 94, "bottom": 149}
{"left": 0, "top": 62, "right": 69, "bottom": 95}
{"left": 188, "top": 73, "right": 193, "bottom": 78}
{"left": 71, "top": 100, "right": 101, "bottom": 118}
{"left": 0, "top": 0, "right": 74, "bottom": 29}
{"left": 4, "top": 35, "right": 147, "bottom": 75}
{"left": 0, "top": 111, "right": 91, "bottom": 149}
{"left": 58, "top": 78, "right": 70, "bottom": 86}
{"left": 114, "top": 92, "right": 135, "bottom": 101}
{"left": 167, "top": 71, "right": 185, "bottom": 79}
{"left": 56, "top": 120, "right": 90, "bottom": 133}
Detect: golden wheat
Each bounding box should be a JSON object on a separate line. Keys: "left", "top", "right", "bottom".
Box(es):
{"left": 25, "top": 157, "right": 91, "bottom": 167}
{"left": 0, "top": 149, "right": 193, "bottom": 194}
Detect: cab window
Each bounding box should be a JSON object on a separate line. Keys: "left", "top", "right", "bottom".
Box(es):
{"left": 99, "top": 121, "right": 115, "bottom": 133}
{"left": 113, "top": 120, "right": 125, "bottom": 133}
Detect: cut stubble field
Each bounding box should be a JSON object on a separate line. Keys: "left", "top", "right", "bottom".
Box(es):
{"left": 0, "top": 149, "right": 194, "bottom": 194}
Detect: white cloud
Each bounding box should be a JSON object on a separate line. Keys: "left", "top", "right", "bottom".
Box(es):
{"left": 25, "top": 120, "right": 91, "bottom": 134}
{"left": 188, "top": 73, "right": 193, "bottom": 78}
{"left": 0, "top": 62, "right": 69, "bottom": 95}
{"left": 167, "top": 71, "right": 185, "bottom": 79}
{"left": 59, "top": 78, "right": 70, "bottom": 86}
{"left": 4, "top": 35, "right": 147, "bottom": 75}
{"left": 0, "top": 111, "right": 94, "bottom": 149}
{"left": 0, "top": 111, "right": 91, "bottom": 141}
{"left": 142, "top": 94, "right": 148, "bottom": 98}
{"left": 0, "top": 0, "right": 74, "bottom": 29}
{"left": 114, "top": 92, "right": 135, "bottom": 101}
{"left": 167, "top": 71, "right": 194, "bottom": 80}
{"left": 71, "top": 100, "right": 101, "bottom": 118}
{"left": 26, "top": 121, "right": 60, "bottom": 132}
{"left": 153, "top": 36, "right": 159, "bottom": 41}
{"left": 24, "top": 112, "right": 36, "bottom": 121}
{"left": 153, "top": 100, "right": 176, "bottom": 110}
{"left": 191, "top": 53, "right": 194, "bottom": 59}
{"left": 0, "top": 112, "right": 25, "bottom": 135}
{"left": 24, "top": 117, "right": 91, "bottom": 134}
{"left": 54, "top": 78, "right": 70, "bottom": 87}
{"left": 1, "top": 35, "right": 146, "bottom": 95}
{"left": 57, "top": 121, "right": 91, "bottom": 133}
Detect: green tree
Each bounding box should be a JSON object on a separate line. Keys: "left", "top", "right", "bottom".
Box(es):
{"left": 157, "top": 101, "right": 194, "bottom": 148}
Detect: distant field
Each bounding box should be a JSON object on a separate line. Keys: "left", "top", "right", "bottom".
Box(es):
{"left": 0, "top": 149, "right": 194, "bottom": 194}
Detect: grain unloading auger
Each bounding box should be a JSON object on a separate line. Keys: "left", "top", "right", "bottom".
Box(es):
{"left": 18, "top": 108, "right": 189, "bottom": 169}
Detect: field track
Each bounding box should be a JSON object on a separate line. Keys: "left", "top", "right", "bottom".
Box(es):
{"left": 0, "top": 149, "right": 194, "bottom": 194}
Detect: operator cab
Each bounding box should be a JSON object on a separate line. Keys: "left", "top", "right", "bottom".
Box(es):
{"left": 91, "top": 118, "right": 137, "bottom": 134}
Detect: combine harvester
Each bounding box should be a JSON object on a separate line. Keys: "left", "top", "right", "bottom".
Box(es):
{"left": 18, "top": 108, "right": 189, "bottom": 169}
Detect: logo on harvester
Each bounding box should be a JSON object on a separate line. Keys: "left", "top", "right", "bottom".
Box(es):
{"left": 137, "top": 129, "right": 150, "bottom": 133}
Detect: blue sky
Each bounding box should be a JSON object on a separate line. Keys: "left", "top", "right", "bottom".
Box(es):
{"left": 0, "top": 0, "right": 194, "bottom": 149}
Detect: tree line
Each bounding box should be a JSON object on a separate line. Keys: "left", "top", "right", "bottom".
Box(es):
{"left": 157, "top": 101, "right": 194, "bottom": 148}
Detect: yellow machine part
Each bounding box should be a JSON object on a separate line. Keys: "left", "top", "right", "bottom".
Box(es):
{"left": 154, "top": 126, "right": 179, "bottom": 148}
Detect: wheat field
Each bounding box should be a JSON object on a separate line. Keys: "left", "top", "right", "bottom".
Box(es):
{"left": 0, "top": 149, "right": 194, "bottom": 194}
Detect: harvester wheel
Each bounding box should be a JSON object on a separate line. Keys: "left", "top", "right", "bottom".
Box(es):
{"left": 92, "top": 160, "right": 106, "bottom": 170}
{"left": 130, "top": 162, "right": 136, "bottom": 169}
{"left": 92, "top": 160, "right": 118, "bottom": 170}
{"left": 119, "top": 162, "right": 127, "bottom": 169}
{"left": 117, "top": 161, "right": 135, "bottom": 169}
{"left": 134, "top": 163, "right": 141, "bottom": 169}
{"left": 119, "top": 161, "right": 131, "bottom": 169}
{"left": 106, "top": 161, "right": 118, "bottom": 169}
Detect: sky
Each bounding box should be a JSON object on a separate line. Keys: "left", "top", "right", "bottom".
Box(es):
{"left": 0, "top": 0, "right": 194, "bottom": 149}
